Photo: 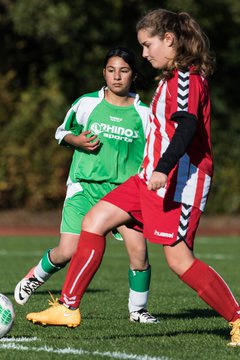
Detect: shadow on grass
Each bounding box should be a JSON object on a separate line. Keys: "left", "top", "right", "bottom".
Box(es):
{"left": 47, "top": 326, "right": 228, "bottom": 342}
{"left": 5, "top": 288, "right": 110, "bottom": 298}
{"left": 160, "top": 308, "right": 218, "bottom": 319}
{"left": 89, "top": 327, "right": 228, "bottom": 340}
{"left": 81, "top": 308, "right": 229, "bottom": 340}
{"left": 85, "top": 308, "right": 218, "bottom": 321}
{"left": 16, "top": 305, "right": 229, "bottom": 342}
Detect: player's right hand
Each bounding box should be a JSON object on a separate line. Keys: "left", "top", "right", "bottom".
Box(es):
{"left": 72, "top": 130, "right": 100, "bottom": 152}
{"left": 147, "top": 171, "right": 167, "bottom": 191}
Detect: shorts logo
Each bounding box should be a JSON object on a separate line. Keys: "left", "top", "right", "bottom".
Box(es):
{"left": 154, "top": 230, "right": 174, "bottom": 238}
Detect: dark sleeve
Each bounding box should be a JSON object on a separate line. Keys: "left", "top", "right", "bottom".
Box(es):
{"left": 154, "top": 111, "right": 198, "bottom": 175}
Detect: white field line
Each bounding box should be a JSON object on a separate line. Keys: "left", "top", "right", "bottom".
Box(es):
{"left": 197, "top": 237, "right": 239, "bottom": 244}
{"left": 0, "top": 249, "right": 237, "bottom": 260}
{"left": 195, "top": 253, "right": 235, "bottom": 260}
{"left": 0, "top": 336, "right": 38, "bottom": 342}
{"left": 0, "top": 342, "right": 169, "bottom": 360}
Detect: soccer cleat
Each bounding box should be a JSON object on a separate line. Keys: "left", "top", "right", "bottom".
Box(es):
{"left": 129, "top": 308, "right": 159, "bottom": 323}
{"left": 26, "top": 293, "right": 81, "bottom": 328}
{"left": 14, "top": 267, "right": 43, "bottom": 305}
{"left": 228, "top": 318, "right": 240, "bottom": 347}
{"left": 111, "top": 229, "right": 123, "bottom": 241}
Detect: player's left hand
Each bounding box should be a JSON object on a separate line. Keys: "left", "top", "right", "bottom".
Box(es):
{"left": 147, "top": 171, "right": 167, "bottom": 191}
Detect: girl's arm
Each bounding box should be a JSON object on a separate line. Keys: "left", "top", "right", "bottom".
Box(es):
{"left": 147, "top": 111, "right": 197, "bottom": 191}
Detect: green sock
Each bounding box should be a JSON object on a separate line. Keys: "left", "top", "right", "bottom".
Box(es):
{"left": 128, "top": 266, "right": 151, "bottom": 292}
{"left": 128, "top": 266, "right": 151, "bottom": 313}
{"left": 35, "top": 249, "right": 65, "bottom": 282}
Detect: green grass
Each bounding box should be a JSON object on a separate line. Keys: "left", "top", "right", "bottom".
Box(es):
{"left": 0, "top": 235, "right": 240, "bottom": 359}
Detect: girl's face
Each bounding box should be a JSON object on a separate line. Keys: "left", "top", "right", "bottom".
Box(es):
{"left": 137, "top": 29, "right": 175, "bottom": 69}
{"left": 103, "top": 56, "right": 133, "bottom": 96}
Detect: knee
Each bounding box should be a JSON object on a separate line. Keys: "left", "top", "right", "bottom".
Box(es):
{"left": 165, "top": 257, "right": 180, "bottom": 274}
{"left": 165, "top": 255, "right": 193, "bottom": 276}
{"left": 82, "top": 213, "right": 93, "bottom": 231}
{"left": 164, "top": 242, "right": 195, "bottom": 276}
{"left": 82, "top": 211, "right": 110, "bottom": 235}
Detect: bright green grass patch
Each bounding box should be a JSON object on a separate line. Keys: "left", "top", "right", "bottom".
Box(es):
{"left": 0, "top": 235, "right": 240, "bottom": 360}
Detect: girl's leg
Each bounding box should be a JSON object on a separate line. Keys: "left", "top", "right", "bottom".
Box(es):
{"left": 119, "top": 226, "right": 148, "bottom": 270}
{"left": 118, "top": 226, "right": 158, "bottom": 322}
{"left": 14, "top": 233, "right": 79, "bottom": 306}
{"left": 15, "top": 189, "right": 86, "bottom": 306}
{"left": 60, "top": 200, "right": 132, "bottom": 308}
{"left": 164, "top": 241, "right": 240, "bottom": 322}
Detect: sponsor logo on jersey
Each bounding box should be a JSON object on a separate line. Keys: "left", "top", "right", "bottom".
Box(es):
{"left": 110, "top": 116, "right": 123, "bottom": 122}
{"left": 154, "top": 230, "right": 174, "bottom": 238}
{"left": 90, "top": 123, "right": 139, "bottom": 142}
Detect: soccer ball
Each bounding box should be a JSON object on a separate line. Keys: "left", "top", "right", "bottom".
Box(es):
{"left": 0, "top": 293, "right": 15, "bottom": 338}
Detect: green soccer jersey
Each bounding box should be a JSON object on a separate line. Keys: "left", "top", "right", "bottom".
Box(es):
{"left": 55, "top": 87, "right": 149, "bottom": 185}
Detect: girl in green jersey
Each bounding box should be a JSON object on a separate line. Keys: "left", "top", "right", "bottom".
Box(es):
{"left": 15, "top": 47, "right": 158, "bottom": 323}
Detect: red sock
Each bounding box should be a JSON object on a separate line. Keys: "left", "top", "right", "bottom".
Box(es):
{"left": 60, "top": 230, "right": 106, "bottom": 308}
{"left": 180, "top": 259, "right": 240, "bottom": 322}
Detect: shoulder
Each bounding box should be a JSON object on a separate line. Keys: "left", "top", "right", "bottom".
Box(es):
{"left": 80, "top": 90, "right": 102, "bottom": 100}
{"left": 132, "top": 94, "right": 150, "bottom": 126}
{"left": 71, "top": 89, "right": 104, "bottom": 110}
{"left": 169, "top": 69, "right": 208, "bottom": 92}
{"left": 177, "top": 67, "right": 208, "bottom": 85}
{"left": 133, "top": 93, "right": 149, "bottom": 109}
{"left": 73, "top": 89, "right": 103, "bottom": 104}
{"left": 189, "top": 72, "right": 209, "bottom": 96}
{"left": 137, "top": 100, "right": 149, "bottom": 109}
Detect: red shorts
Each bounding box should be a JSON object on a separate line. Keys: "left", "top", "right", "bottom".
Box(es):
{"left": 103, "top": 175, "right": 202, "bottom": 250}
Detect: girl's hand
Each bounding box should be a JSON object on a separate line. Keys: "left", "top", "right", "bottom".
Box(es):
{"left": 65, "top": 131, "right": 100, "bottom": 152}
{"left": 147, "top": 171, "right": 167, "bottom": 191}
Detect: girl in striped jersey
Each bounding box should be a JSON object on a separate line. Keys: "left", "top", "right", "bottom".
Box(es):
{"left": 26, "top": 10, "right": 240, "bottom": 345}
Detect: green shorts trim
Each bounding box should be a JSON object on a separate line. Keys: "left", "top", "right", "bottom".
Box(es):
{"left": 60, "top": 181, "right": 117, "bottom": 234}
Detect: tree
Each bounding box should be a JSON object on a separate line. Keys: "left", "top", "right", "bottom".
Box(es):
{"left": 0, "top": 0, "right": 239, "bottom": 213}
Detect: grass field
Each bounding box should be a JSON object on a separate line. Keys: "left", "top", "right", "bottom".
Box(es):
{"left": 0, "top": 234, "right": 240, "bottom": 360}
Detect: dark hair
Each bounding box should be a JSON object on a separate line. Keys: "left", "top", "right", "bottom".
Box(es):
{"left": 136, "top": 9, "right": 215, "bottom": 79}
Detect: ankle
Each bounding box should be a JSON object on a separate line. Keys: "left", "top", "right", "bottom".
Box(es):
{"left": 59, "top": 300, "right": 78, "bottom": 311}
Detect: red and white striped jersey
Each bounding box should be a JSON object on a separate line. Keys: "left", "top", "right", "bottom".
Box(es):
{"left": 139, "top": 68, "right": 213, "bottom": 211}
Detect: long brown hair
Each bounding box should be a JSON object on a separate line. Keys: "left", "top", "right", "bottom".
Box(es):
{"left": 136, "top": 9, "right": 215, "bottom": 79}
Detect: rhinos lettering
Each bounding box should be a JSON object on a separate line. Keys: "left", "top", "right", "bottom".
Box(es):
{"left": 90, "top": 123, "right": 139, "bottom": 142}
{"left": 90, "top": 123, "right": 103, "bottom": 135}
